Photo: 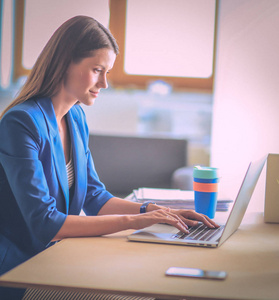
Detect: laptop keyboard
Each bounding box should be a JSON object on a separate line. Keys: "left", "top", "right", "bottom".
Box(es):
{"left": 172, "top": 224, "right": 224, "bottom": 242}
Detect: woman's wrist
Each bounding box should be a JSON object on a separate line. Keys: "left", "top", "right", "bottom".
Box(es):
{"left": 140, "top": 201, "right": 156, "bottom": 213}
{"left": 146, "top": 202, "right": 166, "bottom": 212}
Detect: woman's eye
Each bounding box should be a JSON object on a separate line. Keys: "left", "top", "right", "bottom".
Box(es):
{"left": 93, "top": 68, "right": 110, "bottom": 75}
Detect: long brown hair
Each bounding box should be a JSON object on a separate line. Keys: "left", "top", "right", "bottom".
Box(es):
{"left": 0, "top": 15, "right": 119, "bottom": 119}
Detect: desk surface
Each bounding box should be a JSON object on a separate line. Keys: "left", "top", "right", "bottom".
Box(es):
{"left": 1, "top": 212, "right": 279, "bottom": 300}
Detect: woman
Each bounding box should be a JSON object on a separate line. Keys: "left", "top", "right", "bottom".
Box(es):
{"left": 0, "top": 16, "right": 218, "bottom": 299}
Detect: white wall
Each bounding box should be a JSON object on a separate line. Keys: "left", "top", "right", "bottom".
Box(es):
{"left": 211, "top": 0, "right": 279, "bottom": 211}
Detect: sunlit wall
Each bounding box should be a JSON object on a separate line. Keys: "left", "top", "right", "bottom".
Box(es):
{"left": 211, "top": 0, "right": 279, "bottom": 211}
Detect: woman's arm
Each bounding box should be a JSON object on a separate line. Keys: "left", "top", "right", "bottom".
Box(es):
{"left": 53, "top": 208, "right": 187, "bottom": 241}
{"left": 98, "top": 196, "right": 219, "bottom": 227}
{"left": 97, "top": 197, "right": 147, "bottom": 215}
{"left": 53, "top": 197, "right": 219, "bottom": 241}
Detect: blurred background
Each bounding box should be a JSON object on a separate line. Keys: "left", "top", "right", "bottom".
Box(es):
{"left": 1, "top": 0, "right": 279, "bottom": 211}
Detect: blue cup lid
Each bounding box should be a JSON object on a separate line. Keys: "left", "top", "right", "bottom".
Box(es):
{"left": 193, "top": 166, "right": 219, "bottom": 179}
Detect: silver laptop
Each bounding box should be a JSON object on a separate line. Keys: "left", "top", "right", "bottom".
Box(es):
{"left": 128, "top": 156, "right": 267, "bottom": 248}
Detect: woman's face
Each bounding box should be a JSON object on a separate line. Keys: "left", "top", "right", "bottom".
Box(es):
{"left": 63, "top": 48, "right": 116, "bottom": 106}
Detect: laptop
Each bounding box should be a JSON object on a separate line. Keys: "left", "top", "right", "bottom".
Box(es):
{"left": 128, "top": 156, "right": 267, "bottom": 248}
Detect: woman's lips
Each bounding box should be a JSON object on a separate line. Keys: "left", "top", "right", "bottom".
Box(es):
{"left": 89, "top": 90, "right": 99, "bottom": 97}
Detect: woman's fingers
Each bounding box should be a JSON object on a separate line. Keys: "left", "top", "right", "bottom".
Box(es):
{"left": 145, "top": 209, "right": 189, "bottom": 233}
{"left": 164, "top": 212, "right": 189, "bottom": 233}
{"left": 175, "top": 210, "right": 220, "bottom": 228}
{"left": 137, "top": 208, "right": 219, "bottom": 234}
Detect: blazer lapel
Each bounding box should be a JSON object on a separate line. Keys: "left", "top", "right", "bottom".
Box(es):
{"left": 51, "top": 133, "right": 69, "bottom": 213}
{"left": 36, "top": 98, "right": 69, "bottom": 213}
{"left": 67, "top": 109, "right": 87, "bottom": 211}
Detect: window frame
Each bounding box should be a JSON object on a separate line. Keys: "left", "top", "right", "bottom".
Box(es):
{"left": 108, "top": 0, "right": 219, "bottom": 91}
{"left": 12, "top": 0, "right": 219, "bottom": 91}
{"left": 13, "top": 0, "right": 29, "bottom": 82}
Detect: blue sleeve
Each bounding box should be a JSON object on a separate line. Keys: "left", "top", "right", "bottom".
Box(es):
{"left": 0, "top": 109, "right": 66, "bottom": 246}
{"left": 82, "top": 149, "right": 114, "bottom": 216}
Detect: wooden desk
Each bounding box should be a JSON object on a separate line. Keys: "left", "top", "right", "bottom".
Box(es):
{"left": 0, "top": 212, "right": 279, "bottom": 300}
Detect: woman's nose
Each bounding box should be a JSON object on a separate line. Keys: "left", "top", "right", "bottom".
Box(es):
{"left": 97, "top": 74, "right": 108, "bottom": 89}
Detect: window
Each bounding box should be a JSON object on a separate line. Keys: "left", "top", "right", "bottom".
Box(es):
{"left": 12, "top": 0, "right": 110, "bottom": 82}
{"left": 0, "top": 0, "right": 13, "bottom": 89}
{"left": 4, "top": 0, "right": 218, "bottom": 91}
{"left": 22, "top": 0, "right": 110, "bottom": 69}
{"left": 125, "top": 0, "right": 215, "bottom": 78}
{"left": 109, "top": 0, "right": 218, "bottom": 91}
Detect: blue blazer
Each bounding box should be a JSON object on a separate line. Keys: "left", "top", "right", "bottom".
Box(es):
{"left": 0, "top": 98, "right": 113, "bottom": 276}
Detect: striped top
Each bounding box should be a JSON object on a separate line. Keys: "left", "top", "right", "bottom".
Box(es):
{"left": 66, "top": 152, "right": 75, "bottom": 189}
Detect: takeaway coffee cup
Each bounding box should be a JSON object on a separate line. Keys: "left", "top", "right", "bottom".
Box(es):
{"left": 193, "top": 166, "right": 219, "bottom": 219}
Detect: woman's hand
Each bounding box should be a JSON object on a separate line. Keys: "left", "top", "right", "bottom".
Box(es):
{"left": 129, "top": 207, "right": 219, "bottom": 234}
{"left": 145, "top": 203, "right": 219, "bottom": 229}
{"left": 169, "top": 208, "right": 220, "bottom": 229}
{"left": 130, "top": 208, "right": 190, "bottom": 233}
